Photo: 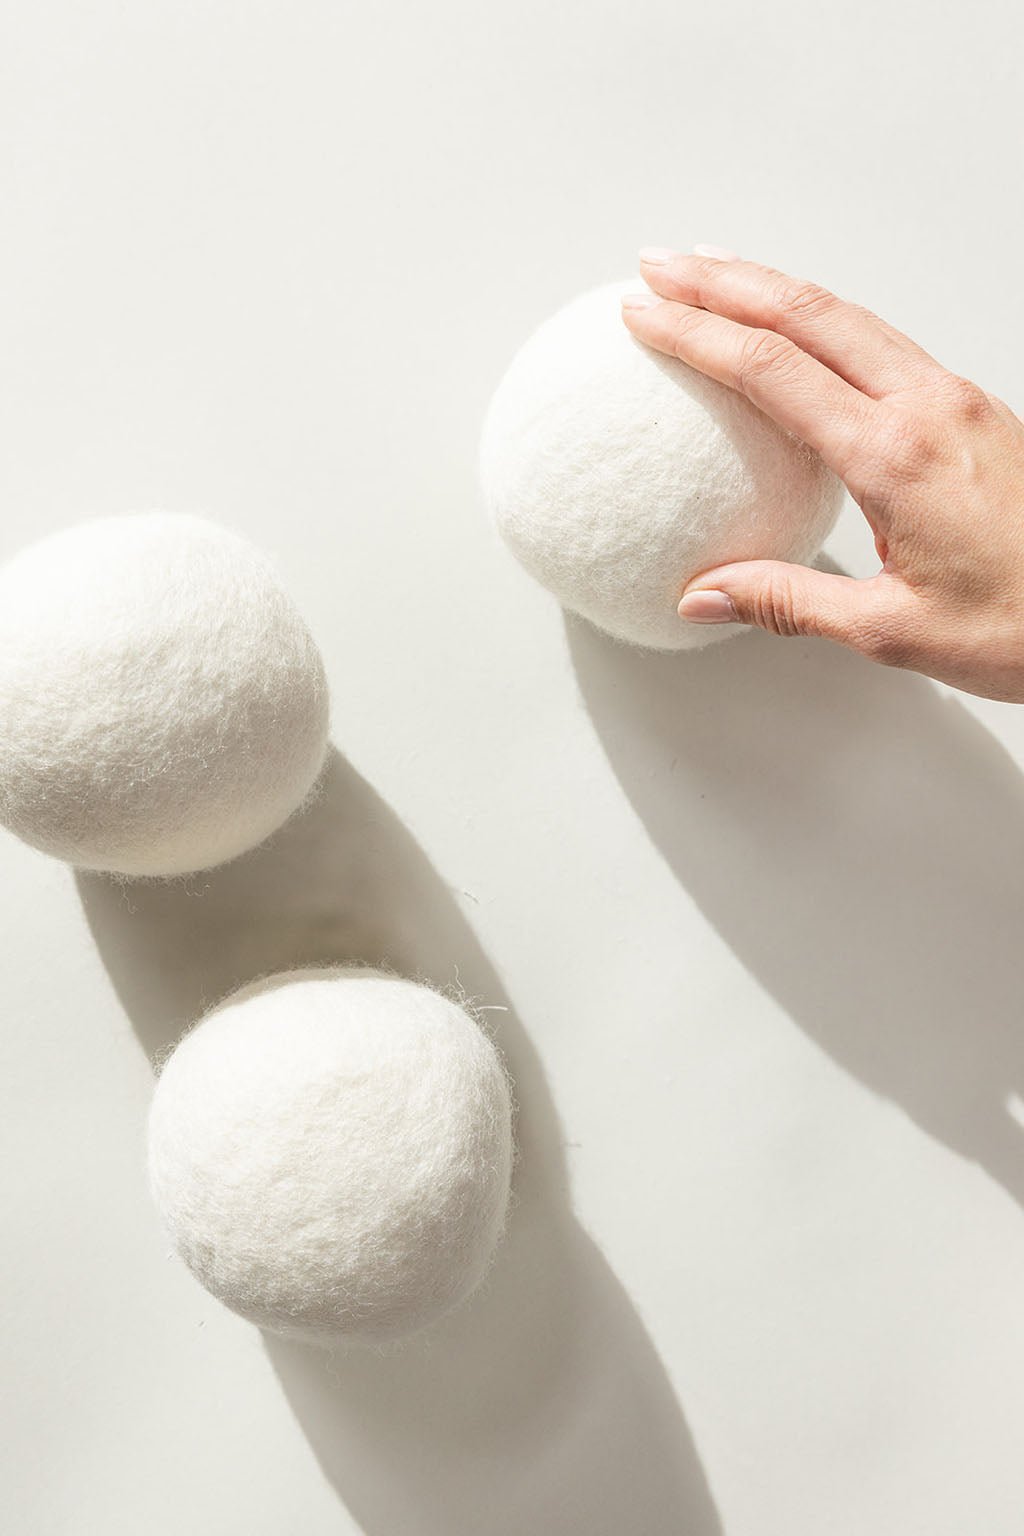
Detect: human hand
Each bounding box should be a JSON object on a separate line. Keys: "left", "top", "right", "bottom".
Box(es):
{"left": 621, "top": 246, "right": 1024, "bottom": 703}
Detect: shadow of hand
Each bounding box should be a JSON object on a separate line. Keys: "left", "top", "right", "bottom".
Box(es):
{"left": 568, "top": 615, "right": 1024, "bottom": 1209}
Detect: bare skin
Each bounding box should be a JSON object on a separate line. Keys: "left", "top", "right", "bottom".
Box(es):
{"left": 621, "top": 245, "right": 1024, "bottom": 703}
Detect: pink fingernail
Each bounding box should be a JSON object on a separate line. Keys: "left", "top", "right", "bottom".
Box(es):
{"left": 678, "top": 589, "right": 738, "bottom": 623}
{"left": 621, "top": 291, "right": 660, "bottom": 310}
{"left": 638, "top": 246, "right": 677, "bottom": 265}
{"left": 693, "top": 243, "right": 740, "bottom": 262}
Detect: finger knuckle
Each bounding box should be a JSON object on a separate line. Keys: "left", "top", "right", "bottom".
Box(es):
{"left": 871, "top": 410, "right": 939, "bottom": 483}
{"left": 853, "top": 623, "right": 915, "bottom": 666}
{"left": 771, "top": 277, "right": 836, "bottom": 327}
{"left": 668, "top": 308, "right": 704, "bottom": 357}
{"left": 940, "top": 373, "right": 992, "bottom": 423}
{"left": 736, "top": 329, "right": 795, "bottom": 391}
{"left": 751, "top": 579, "right": 803, "bottom": 637}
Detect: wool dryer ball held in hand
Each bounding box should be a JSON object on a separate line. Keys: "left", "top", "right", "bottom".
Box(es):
{"left": 479, "top": 278, "right": 844, "bottom": 650}
{"left": 0, "top": 512, "right": 329, "bottom": 877}
{"left": 148, "top": 967, "right": 514, "bottom": 1345}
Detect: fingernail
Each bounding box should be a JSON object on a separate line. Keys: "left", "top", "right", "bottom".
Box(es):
{"left": 638, "top": 246, "right": 677, "bottom": 265}
{"left": 678, "top": 589, "right": 738, "bottom": 623}
{"left": 692, "top": 243, "right": 740, "bottom": 262}
{"left": 621, "top": 291, "right": 660, "bottom": 310}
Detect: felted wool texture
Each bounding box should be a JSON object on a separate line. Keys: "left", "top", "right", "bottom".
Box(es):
{"left": 479, "top": 278, "right": 844, "bottom": 650}
{"left": 0, "top": 512, "right": 329, "bottom": 877}
{"left": 147, "top": 967, "right": 514, "bottom": 1345}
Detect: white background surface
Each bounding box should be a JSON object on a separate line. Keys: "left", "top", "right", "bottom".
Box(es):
{"left": 2, "top": 3, "right": 1024, "bottom": 1533}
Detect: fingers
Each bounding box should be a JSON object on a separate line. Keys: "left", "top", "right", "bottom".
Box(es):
{"left": 637, "top": 249, "right": 943, "bottom": 398}
{"left": 622, "top": 293, "right": 874, "bottom": 483}
{"left": 678, "top": 560, "right": 918, "bottom": 662}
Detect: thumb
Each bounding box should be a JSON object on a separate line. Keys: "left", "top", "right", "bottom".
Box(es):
{"left": 678, "top": 561, "right": 909, "bottom": 656}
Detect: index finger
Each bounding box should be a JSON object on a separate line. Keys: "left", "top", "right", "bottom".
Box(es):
{"left": 638, "top": 250, "right": 943, "bottom": 397}
{"left": 621, "top": 292, "right": 877, "bottom": 486}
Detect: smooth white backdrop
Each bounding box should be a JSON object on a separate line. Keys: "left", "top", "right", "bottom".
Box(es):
{"left": 2, "top": 3, "right": 1023, "bottom": 1533}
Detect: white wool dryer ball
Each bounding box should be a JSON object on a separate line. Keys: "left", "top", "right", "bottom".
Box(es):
{"left": 148, "top": 967, "right": 514, "bottom": 1345}
{"left": 0, "top": 512, "right": 329, "bottom": 876}
{"left": 479, "top": 278, "right": 844, "bottom": 649}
